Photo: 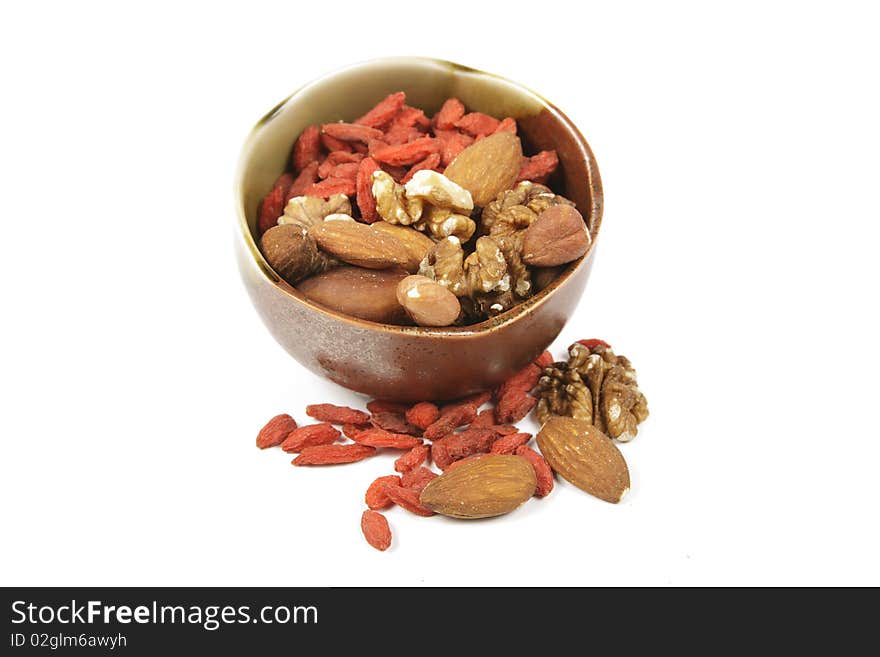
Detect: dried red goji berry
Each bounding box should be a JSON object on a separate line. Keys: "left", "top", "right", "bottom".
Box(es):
{"left": 256, "top": 413, "right": 298, "bottom": 449}
{"left": 468, "top": 408, "right": 497, "bottom": 429}
{"left": 534, "top": 350, "right": 554, "bottom": 369}
{"left": 361, "top": 510, "right": 392, "bottom": 551}
{"left": 497, "top": 363, "right": 543, "bottom": 399}
{"left": 286, "top": 161, "right": 320, "bottom": 203}
{"left": 576, "top": 338, "right": 612, "bottom": 350}
{"left": 400, "top": 466, "right": 438, "bottom": 492}
{"left": 454, "top": 112, "right": 501, "bottom": 137}
{"left": 321, "top": 162, "right": 359, "bottom": 181}
{"left": 517, "top": 150, "right": 559, "bottom": 183}
{"left": 390, "top": 105, "right": 431, "bottom": 131}
{"left": 366, "top": 399, "right": 411, "bottom": 414}
{"left": 492, "top": 425, "right": 520, "bottom": 436}
{"left": 281, "top": 423, "right": 341, "bottom": 453}
{"left": 431, "top": 428, "right": 496, "bottom": 469}
{"left": 301, "top": 177, "right": 356, "bottom": 198}
{"left": 401, "top": 152, "right": 442, "bottom": 184}
{"left": 292, "top": 444, "right": 375, "bottom": 466}
{"left": 516, "top": 445, "right": 554, "bottom": 497}
{"left": 342, "top": 423, "right": 371, "bottom": 440}
{"left": 371, "top": 412, "right": 421, "bottom": 436}
{"left": 423, "top": 404, "right": 478, "bottom": 441}
{"left": 495, "top": 392, "right": 537, "bottom": 424}
{"left": 434, "top": 129, "right": 474, "bottom": 167}
{"left": 372, "top": 137, "right": 441, "bottom": 166}
{"left": 380, "top": 163, "right": 408, "bottom": 183}
{"left": 368, "top": 139, "right": 389, "bottom": 158}
{"left": 306, "top": 404, "right": 371, "bottom": 425}
{"left": 490, "top": 432, "right": 532, "bottom": 455}
{"left": 394, "top": 444, "right": 430, "bottom": 473}
{"left": 320, "top": 132, "right": 353, "bottom": 153}
{"left": 318, "top": 153, "right": 363, "bottom": 178}
{"left": 382, "top": 484, "right": 435, "bottom": 516}
{"left": 355, "top": 91, "right": 407, "bottom": 129}
{"left": 322, "top": 122, "right": 385, "bottom": 144}
{"left": 382, "top": 124, "right": 423, "bottom": 146}
{"left": 494, "top": 117, "right": 518, "bottom": 134}
{"left": 351, "top": 141, "right": 368, "bottom": 155}
{"left": 257, "top": 180, "right": 287, "bottom": 235}
{"left": 365, "top": 474, "right": 402, "bottom": 510}
{"left": 405, "top": 402, "right": 440, "bottom": 430}
{"left": 350, "top": 428, "right": 422, "bottom": 450}
{"left": 292, "top": 125, "right": 321, "bottom": 173}
{"left": 356, "top": 157, "right": 382, "bottom": 223}
{"left": 433, "top": 98, "right": 465, "bottom": 130}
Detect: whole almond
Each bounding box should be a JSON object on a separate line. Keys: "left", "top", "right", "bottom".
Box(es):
{"left": 396, "top": 275, "right": 461, "bottom": 327}
{"left": 521, "top": 205, "right": 591, "bottom": 267}
{"left": 536, "top": 416, "right": 630, "bottom": 503}
{"left": 260, "top": 224, "right": 328, "bottom": 284}
{"left": 309, "top": 220, "right": 410, "bottom": 270}
{"left": 419, "top": 454, "right": 537, "bottom": 519}
{"left": 444, "top": 132, "right": 523, "bottom": 207}
{"left": 297, "top": 266, "right": 409, "bottom": 323}
{"left": 371, "top": 222, "right": 435, "bottom": 273}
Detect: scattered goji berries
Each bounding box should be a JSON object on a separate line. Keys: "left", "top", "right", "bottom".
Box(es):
{"left": 256, "top": 414, "right": 298, "bottom": 449}
{"left": 365, "top": 474, "right": 402, "bottom": 510}
{"left": 292, "top": 443, "right": 376, "bottom": 466}
{"left": 405, "top": 402, "right": 440, "bottom": 430}
{"left": 306, "top": 404, "right": 371, "bottom": 425}
{"left": 394, "top": 445, "right": 429, "bottom": 473}
{"left": 280, "top": 423, "right": 341, "bottom": 453}
{"left": 349, "top": 428, "right": 422, "bottom": 450}
{"left": 490, "top": 432, "right": 532, "bottom": 455}
{"left": 361, "top": 510, "right": 392, "bottom": 551}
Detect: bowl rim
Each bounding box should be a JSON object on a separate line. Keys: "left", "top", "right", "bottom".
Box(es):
{"left": 234, "top": 56, "right": 603, "bottom": 338}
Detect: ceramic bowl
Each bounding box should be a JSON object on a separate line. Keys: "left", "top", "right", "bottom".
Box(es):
{"left": 235, "top": 57, "right": 603, "bottom": 401}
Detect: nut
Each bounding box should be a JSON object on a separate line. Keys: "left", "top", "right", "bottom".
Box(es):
{"left": 396, "top": 275, "right": 461, "bottom": 327}
{"left": 419, "top": 454, "right": 537, "bottom": 518}
{"left": 443, "top": 132, "right": 523, "bottom": 207}
{"left": 309, "top": 220, "right": 411, "bottom": 270}
{"left": 259, "top": 224, "right": 334, "bottom": 284}
{"left": 403, "top": 170, "right": 473, "bottom": 214}
{"left": 535, "top": 416, "right": 630, "bottom": 503}
{"left": 371, "top": 170, "right": 423, "bottom": 226}
{"left": 371, "top": 222, "right": 435, "bottom": 273}
{"left": 296, "top": 266, "right": 409, "bottom": 324}
{"left": 521, "top": 205, "right": 591, "bottom": 267}
{"left": 279, "top": 194, "right": 352, "bottom": 233}
{"left": 421, "top": 205, "right": 476, "bottom": 241}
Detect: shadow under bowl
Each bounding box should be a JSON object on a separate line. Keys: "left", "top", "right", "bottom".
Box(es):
{"left": 235, "top": 57, "right": 603, "bottom": 402}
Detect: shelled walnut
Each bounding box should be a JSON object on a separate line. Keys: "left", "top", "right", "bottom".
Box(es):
{"left": 536, "top": 342, "right": 649, "bottom": 442}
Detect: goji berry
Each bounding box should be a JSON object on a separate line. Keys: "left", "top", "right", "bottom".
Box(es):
{"left": 256, "top": 414, "right": 298, "bottom": 449}
{"left": 318, "top": 161, "right": 359, "bottom": 182}
{"left": 371, "top": 412, "right": 420, "bottom": 436}
{"left": 292, "top": 444, "right": 375, "bottom": 465}
{"left": 292, "top": 125, "right": 321, "bottom": 173}
{"left": 494, "top": 117, "right": 518, "bottom": 134}
{"left": 322, "top": 122, "right": 384, "bottom": 143}
{"left": 382, "top": 124, "right": 423, "bottom": 146}
{"left": 495, "top": 392, "right": 537, "bottom": 424}
{"left": 286, "top": 161, "right": 319, "bottom": 203}
{"left": 372, "top": 137, "right": 440, "bottom": 167}
{"left": 306, "top": 404, "right": 371, "bottom": 425}
{"left": 350, "top": 428, "right": 422, "bottom": 450}
{"left": 356, "top": 157, "right": 382, "bottom": 223}
{"left": 382, "top": 484, "right": 435, "bottom": 516}
{"left": 490, "top": 432, "right": 532, "bottom": 455}
{"left": 400, "top": 466, "right": 438, "bottom": 492}
{"left": 257, "top": 180, "right": 287, "bottom": 235}
{"left": 492, "top": 425, "right": 520, "bottom": 436}
{"left": 434, "top": 129, "right": 474, "bottom": 167}
{"left": 365, "top": 474, "right": 402, "bottom": 510}
{"left": 355, "top": 91, "right": 407, "bottom": 129}
{"left": 317, "top": 153, "right": 363, "bottom": 178}
{"left": 443, "top": 453, "right": 487, "bottom": 471}
{"left": 516, "top": 445, "right": 554, "bottom": 497}
{"left": 366, "top": 399, "right": 411, "bottom": 414}
{"left": 534, "top": 350, "right": 554, "bottom": 369}
{"left": 321, "top": 132, "right": 353, "bottom": 153}
{"left": 433, "top": 98, "right": 465, "bottom": 130}
{"left": 576, "top": 338, "right": 612, "bottom": 350}
{"left": 430, "top": 428, "right": 496, "bottom": 469}
{"left": 517, "top": 150, "right": 559, "bottom": 183}
{"left": 361, "top": 510, "right": 392, "bottom": 551}
{"left": 301, "top": 177, "right": 356, "bottom": 198}
{"left": 469, "top": 408, "right": 497, "bottom": 428}
{"left": 390, "top": 105, "right": 431, "bottom": 131}
{"left": 380, "top": 162, "right": 408, "bottom": 183}
{"left": 454, "top": 112, "right": 501, "bottom": 137}
{"left": 405, "top": 402, "right": 440, "bottom": 430}
{"left": 423, "top": 404, "right": 478, "bottom": 441}
{"left": 281, "top": 423, "right": 341, "bottom": 453}
{"left": 401, "top": 152, "right": 442, "bottom": 184}
{"left": 342, "top": 423, "right": 371, "bottom": 440}
{"left": 394, "top": 444, "right": 430, "bottom": 473}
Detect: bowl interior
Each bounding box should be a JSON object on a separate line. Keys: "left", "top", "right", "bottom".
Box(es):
{"left": 235, "top": 57, "right": 602, "bottom": 333}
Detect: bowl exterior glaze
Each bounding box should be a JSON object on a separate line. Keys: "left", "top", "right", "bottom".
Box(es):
{"left": 235, "top": 57, "right": 603, "bottom": 402}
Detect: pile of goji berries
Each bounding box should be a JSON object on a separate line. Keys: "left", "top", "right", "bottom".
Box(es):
{"left": 256, "top": 351, "right": 555, "bottom": 551}
{"left": 257, "top": 92, "right": 560, "bottom": 235}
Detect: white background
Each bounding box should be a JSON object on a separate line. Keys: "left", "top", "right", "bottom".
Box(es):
{"left": 1, "top": 1, "right": 877, "bottom": 586}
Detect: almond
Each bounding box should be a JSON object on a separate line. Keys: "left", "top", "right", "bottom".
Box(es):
{"left": 419, "top": 454, "right": 537, "bottom": 519}
{"left": 443, "top": 132, "right": 523, "bottom": 207}
{"left": 296, "top": 266, "right": 409, "bottom": 323}
{"left": 536, "top": 416, "right": 630, "bottom": 503}
{"left": 396, "top": 275, "right": 461, "bottom": 327}
{"left": 309, "top": 220, "right": 410, "bottom": 270}
{"left": 521, "top": 205, "right": 591, "bottom": 267}
{"left": 371, "top": 222, "right": 435, "bottom": 273}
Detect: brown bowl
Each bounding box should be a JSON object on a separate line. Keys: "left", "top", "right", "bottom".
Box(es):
{"left": 234, "top": 57, "right": 603, "bottom": 402}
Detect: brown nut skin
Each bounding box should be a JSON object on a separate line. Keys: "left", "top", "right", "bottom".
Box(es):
{"left": 521, "top": 205, "right": 590, "bottom": 267}
{"left": 444, "top": 132, "right": 523, "bottom": 207}
{"left": 371, "top": 222, "right": 435, "bottom": 273}
{"left": 297, "top": 266, "right": 410, "bottom": 324}
{"left": 396, "top": 275, "right": 461, "bottom": 327}
{"left": 309, "top": 220, "right": 411, "bottom": 270}
{"left": 259, "top": 224, "right": 329, "bottom": 284}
